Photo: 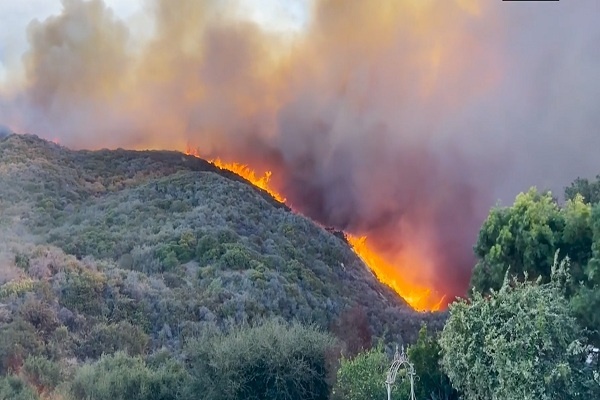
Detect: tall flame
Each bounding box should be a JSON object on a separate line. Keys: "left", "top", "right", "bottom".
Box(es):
{"left": 346, "top": 235, "right": 446, "bottom": 311}
{"left": 212, "top": 158, "right": 287, "bottom": 203}
{"left": 185, "top": 145, "right": 444, "bottom": 311}
{"left": 185, "top": 145, "right": 286, "bottom": 203}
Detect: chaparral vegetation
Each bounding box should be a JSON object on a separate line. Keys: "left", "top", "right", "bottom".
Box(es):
{"left": 0, "top": 134, "right": 599, "bottom": 399}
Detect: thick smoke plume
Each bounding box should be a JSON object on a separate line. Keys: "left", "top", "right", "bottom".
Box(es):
{"left": 1, "top": 0, "right": 600, "bottom": 303}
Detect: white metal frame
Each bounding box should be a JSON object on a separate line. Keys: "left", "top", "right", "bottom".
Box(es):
{"left": 385, "top": 345, "right": 417, "bottom": 400}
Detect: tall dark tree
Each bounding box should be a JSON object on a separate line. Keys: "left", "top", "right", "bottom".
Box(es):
{"left": 565, "top": 176, "right": 600, "bottom": 205}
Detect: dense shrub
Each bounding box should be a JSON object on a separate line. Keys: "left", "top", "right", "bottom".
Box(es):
{"left": 0, "top": 375, "right": 39, "bottom": 400}
{"left": 441, "top": 259, "right": 599, "bottom": 400}
{"left": 0, "top": 134, "right": 447, "bottom": 398}
{"left": 22, "top": 356, "right": 62, "bottom": 393}
{"left": 69, "top": 352, "right": 187, "bottom": 400}
{"left": 184, "top": 320, "right": 337, "bottom": 400}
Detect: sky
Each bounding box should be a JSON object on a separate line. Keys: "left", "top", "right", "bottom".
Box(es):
{"left": 0, "top": 0, "right": 599, "bottom": 302}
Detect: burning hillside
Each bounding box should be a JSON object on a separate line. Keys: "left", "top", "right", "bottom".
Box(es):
{"left": 186, "top": 145, "right": 445, "bottom": 311}
{"left": 2, "top": 0, "right": 599, "bottom": 311}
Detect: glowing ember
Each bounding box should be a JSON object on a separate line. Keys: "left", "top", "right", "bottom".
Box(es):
{"left": 184, "top": 145, "right": 444, "bottom": 312}
{"left": 346, "top": 235, "right": 446, "bottom": 312}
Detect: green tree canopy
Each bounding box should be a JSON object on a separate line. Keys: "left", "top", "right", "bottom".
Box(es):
{"left": 331, "top": 344, "right": 388, "bottom": 400}
{"left": 471, "top": 188, "right": 564, "bottom": 293}
{"left": 333, "top": 326, "right": 457, "bottom": 400}
{"left": 440, "top": 260, "right": 599, "bottom": 400}
{"left": 565, "top": 176, "right": 600, "bottom": 205}
{"left": 472, "top": 187, "right": 600, "bottom": 345}
{"left": 407, "top": 326, "right": 457, "bottom": 400}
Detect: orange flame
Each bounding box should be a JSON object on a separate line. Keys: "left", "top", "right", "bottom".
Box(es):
{"left": 346, "top": 235, "right": 446, "bottom": 312}
{"left": 185, "top": 145, "right": 286, "bottom": 203}
{"left": 184, "top": 145, "right": 444, "bottom": 311}
{"left": 210, "top": 158, "right": 287, "bottom": 203}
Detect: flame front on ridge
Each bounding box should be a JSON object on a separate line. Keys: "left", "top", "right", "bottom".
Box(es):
{"left": 185, "top": 145, "right": 444, "bottom": 311}
{"left": 186, "top": 145, "right": 286, "bottom": 203}
{"left": 346, "top": 235, "right": 446, "bottom": 312}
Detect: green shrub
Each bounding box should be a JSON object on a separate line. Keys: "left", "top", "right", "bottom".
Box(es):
{"left": 185, "top": 319, "right": 337, "bottom": 400}
{"left": 219, "top": 246, "right": 253, "bottom": 270}
{"left": 78, "top": 321, "right": 149, "bottom": 359}
{"left": 69, "top": 352, "right": 187, "bottom": 400}
{"left": 22, "top": 356, "right": 62, "bottom": 392}
{"left": 60, "top": 270, "right": 105, "bottom": 316}
{"left": 14, "top": 253, "right": 30, "bottom": 271}
{"left": 0, "top": 375, "right": 39, "bottom": 400}
{"left": 0, "top": 319, "right": 44, "bottom": 374}
{"left": 440, "top": 260, "right": 600, "bottom": 400}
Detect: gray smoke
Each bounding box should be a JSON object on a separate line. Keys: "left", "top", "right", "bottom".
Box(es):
{"left": 1, "top": 0, "right": 599, "bottom": 301}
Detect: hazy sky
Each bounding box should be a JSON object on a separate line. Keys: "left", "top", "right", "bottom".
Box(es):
{"left": 0, "top": 1, "right": 308, "bottom": 61}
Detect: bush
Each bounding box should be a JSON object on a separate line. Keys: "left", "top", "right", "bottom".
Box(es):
{"left": 78, "top": 321, "right": 149, "bottom": 359}
{"left": 0, "top": 319, "right": 44, "bottom": 374}
{"left": 184, "top": 319, "right": 337, "bottom": 400}
{"left": 69, "top": 352, "right": 187, "bottom": 400}
{"left": 22, "top": 355, "right": 62, "bottom": 393}
{"left": 0, "top": 375, "right": 39, "bottom": 400}
{"left": 60, "top": 270, "right": 105, "bottom": 316}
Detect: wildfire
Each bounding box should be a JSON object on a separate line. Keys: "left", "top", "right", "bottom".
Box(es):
{"left": 184, "top": 144, "right": 444, "bottom": 312}
{"left": 346, "top": 235, "right": 446, "bottom": 312}
{"left": 211, "top": 159, "right": 287, "bottom": 203}
{"left": 185, "top": 145, "right": 286, "bottom": 203}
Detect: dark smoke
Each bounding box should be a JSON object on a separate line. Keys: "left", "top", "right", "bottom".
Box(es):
{"left": 1, "top": 0, "right": 599, "bottom": 300}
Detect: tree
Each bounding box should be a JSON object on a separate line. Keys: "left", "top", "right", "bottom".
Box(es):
{"left": 407, "top": 326, "right": 457, "bottom": 400}
{"left": 471, "top": 188, "right": 563, "bottom": 293}
{"left": 570, "top": 286, "right": 600, "bottom": 345}
{"left": 472, "top": 188, "right": 600, "bottom": 346}
{"left": 440, "top": 259, "right": 599, "bottom": 400}
{"left": 560, "top": 195, "right": 593, "bottom": 283}
{"left": 331, "top": 344, "right": 388, "bottom": 400}
{"left": 565, "top": 176, "right": 600, "bottom": 205}
{"left": 184, "top": 319, "right": 336, "bottom": 400}
{"left": 586, "top": 202, "right": 600, "bottom": 285}
{"left": 572, "top": 202, "right": 600, "bottom": 345}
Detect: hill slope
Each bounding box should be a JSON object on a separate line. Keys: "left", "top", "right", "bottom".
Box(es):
{"left": 0, "top": 134, "right": 444, "bottom": 361}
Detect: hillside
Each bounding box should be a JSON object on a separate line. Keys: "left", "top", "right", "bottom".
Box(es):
{"left": 0, "top": 133, "right": 444, "bottom": 364}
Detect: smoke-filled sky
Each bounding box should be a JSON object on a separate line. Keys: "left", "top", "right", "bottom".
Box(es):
{"left": 1, "top": 0, "right": 599, "bottom": 302}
